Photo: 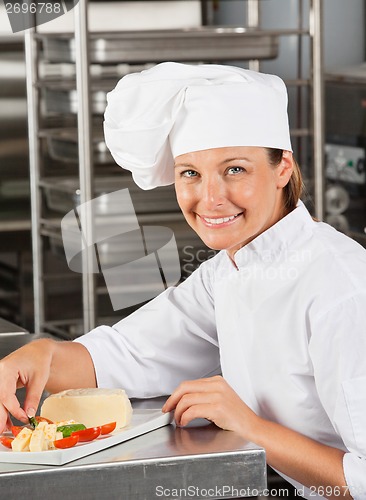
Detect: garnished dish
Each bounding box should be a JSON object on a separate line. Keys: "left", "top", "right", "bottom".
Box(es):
{"left": 1, "top": 386, "right": 133, "bottom": 452}
{"left": 1, "top": 416, "right": 117, "bottom": 452}
{"left": 0, "top": 389, "right": 172, "bottom": 465}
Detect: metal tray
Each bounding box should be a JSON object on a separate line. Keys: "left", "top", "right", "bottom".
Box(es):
{"left": 40, "top": 65, "right": 155, "bottom": 115}
{"left": 41, "top": 128, "right": 113, "bottom": 164}
{"left": 40, "top": 176, "right": 181, "bottom": 215}
{"left": 42, "top": 79, "right": 117, "bottom": 115}
{"left": 39, "top": 27, "right": 279, "bottom": 64}
{"left": 325, "top": 63, "right": 366, "bottom": 84}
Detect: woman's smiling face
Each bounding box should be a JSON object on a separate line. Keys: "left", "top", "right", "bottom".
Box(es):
{"left": 174, "top": 146, "right": 294, "bottom": 260}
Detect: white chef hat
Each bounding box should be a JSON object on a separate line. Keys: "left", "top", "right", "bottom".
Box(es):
{"left": 104, "top": 62, "right": 292, "bottom": 190}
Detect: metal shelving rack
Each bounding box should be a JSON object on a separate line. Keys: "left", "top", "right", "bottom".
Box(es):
{"left": 246, "top": 0, "right": 325, "bottom": 220}
{"left": 0, "top": 36, "right": 31, "bottom": 327}
{"left": 24, "top": 0, "right": 324, "bottom": 336}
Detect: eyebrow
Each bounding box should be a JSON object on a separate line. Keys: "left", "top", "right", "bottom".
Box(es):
{"left": 174, "top": 163, "right": 195, "bottom": 168}
{"left": 221, "top": 157, "right": 253, "bottom": 164}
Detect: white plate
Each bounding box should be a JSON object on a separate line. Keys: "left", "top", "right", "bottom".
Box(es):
{"left": 0, "top": 409, "right": 173, "bottom": 466}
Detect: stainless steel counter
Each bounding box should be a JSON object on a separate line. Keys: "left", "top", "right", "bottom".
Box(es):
{"left": 0, "top": 420, "right": 266, "bottom": 499}
{"left": 0, "top": 334, "right": 267, "bottom": 499}
{"left": 0, "top": 317, "right": 28, "bottom": 336}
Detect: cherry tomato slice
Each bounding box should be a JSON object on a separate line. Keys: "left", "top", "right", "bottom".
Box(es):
{"left": 11, "top": 425, "right": 25, "bottom": 437}
{"left": 54, "top": 435, "right": 79, "bottom": 449}
{"left": 100, "top": 422, "right": 116, "bottom": 435}
{"left": 0, "top": 436, "right": 14, "bottom": 449}
{"left": 71, "top": 426, "right": 101, "bottom": 442}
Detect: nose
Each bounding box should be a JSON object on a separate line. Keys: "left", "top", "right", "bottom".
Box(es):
{"left": 200, "top": 175, "right": 227, "bottom": 210}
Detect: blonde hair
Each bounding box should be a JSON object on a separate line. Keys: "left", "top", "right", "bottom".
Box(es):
{"left": 266, "top": 148, "right": 304, "bottom": 212}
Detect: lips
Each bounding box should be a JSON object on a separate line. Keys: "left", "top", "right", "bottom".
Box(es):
{"left": 199, "top": 213, "right": 242, "bottom": 226}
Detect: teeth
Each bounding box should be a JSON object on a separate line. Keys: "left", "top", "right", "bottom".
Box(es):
{"left": 203, "top": 214, "right": 238, "bottom": 225}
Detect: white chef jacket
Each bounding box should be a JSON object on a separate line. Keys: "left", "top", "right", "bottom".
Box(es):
{"left": 76, "top": 201, "right": 366, "bottom": 498}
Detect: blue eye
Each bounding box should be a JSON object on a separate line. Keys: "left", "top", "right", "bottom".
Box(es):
{"left": 182, "top": 170, "right": 198, "bottom": 178}
{"left": 227, "top": 166, "right": 245, "bottom": 175}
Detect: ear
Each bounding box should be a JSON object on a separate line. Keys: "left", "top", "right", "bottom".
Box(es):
{"left": 276, "top": 150, "right": 294, "bottom": 189}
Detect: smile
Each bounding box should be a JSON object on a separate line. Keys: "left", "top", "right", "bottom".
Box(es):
{"left": 199, "top": 213, "right": 242, "bottom": 226}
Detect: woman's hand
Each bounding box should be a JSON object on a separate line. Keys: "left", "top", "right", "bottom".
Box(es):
{"left": 163, "top": 376, "right": 351, "bottom": 499}
{"left": 0, "top": 339, "right": 54, "bottom": 432}
{"left": 162, "top": 375, "right": 259, "bottom": 438}
{"left": 0, "top": 339, "right": 97, "bottom": 434}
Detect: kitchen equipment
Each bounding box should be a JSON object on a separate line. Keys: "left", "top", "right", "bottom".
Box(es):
{"left": 40, "top": 176, "right": 181, "bottom": 215}
{"left": 325, "top": 214, "right": 350, "bottom": 233}
{"left": 39, "top": 27, "right": 279, "bottom": 64}
{"left": 325, "top": 185, "right": 350, "bottom": 215}
{"left": 35, "top": 0, "right": 202, "bottom": 33}
{"left": 42, "top": 128, "right": 112, "bottom": 164}
{"left": 41, "top": 67, "right": 154, "bottom": 115}
{"left": 42, "top": 79, "right": 117, "bottom": 115}
{"left": 0, "top": 317, "right": 28, "bottom": 335}
{"left": 325, "top": 65, "right": 366, "bottom": 242}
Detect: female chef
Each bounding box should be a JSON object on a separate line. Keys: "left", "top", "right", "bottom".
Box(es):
{"left": 1, "top": 63, "right": 366, "bottom": 499}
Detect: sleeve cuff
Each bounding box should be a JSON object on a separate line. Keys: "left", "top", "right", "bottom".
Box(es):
{"left": 343, "top": 452, "right": 366, "bottom": 499}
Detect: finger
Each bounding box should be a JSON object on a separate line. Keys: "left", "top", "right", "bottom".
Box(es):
{"left": 6, "top": 414, "right": 13, "bottom": 431}
{"left": 0, "top": 392, "right": 28, "bottom": 428}
{"left": 0, "top": 404, "right": 8, "bottom": 434}
{"left": 179, "top": 403, "right": 216, "bottom": 427}
{"left": 0, "top": 372, "right": 29, "bottom": 424}
{"left": 162, "top": 394, "right": 177, "bottom": 413}
{"left": 163, "top": 378, "right": 220, "bottom": 412}
{"left": 0, "top": 408, "right": 15, "bottom": 434}
{"left": 174, "top": 392, "right": 218, "bottom": 425}
{"left": 162, "top": 384, "right": 190, "bottom": 413}
{"left": 23, "top": 373, "right": 48, "bottom": 418}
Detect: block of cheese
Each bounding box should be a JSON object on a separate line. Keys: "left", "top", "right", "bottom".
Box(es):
{"left": 11, "top": 427, "right": 32, "bottom": 452}
{"left": 40, "top": 388, "right": 132, "bottom": 430}
{"left": 29, "top": 421, "right": 47, "bottom": 452}
{"left": 43, "top": 423, "right": 58, "bottom": 450}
